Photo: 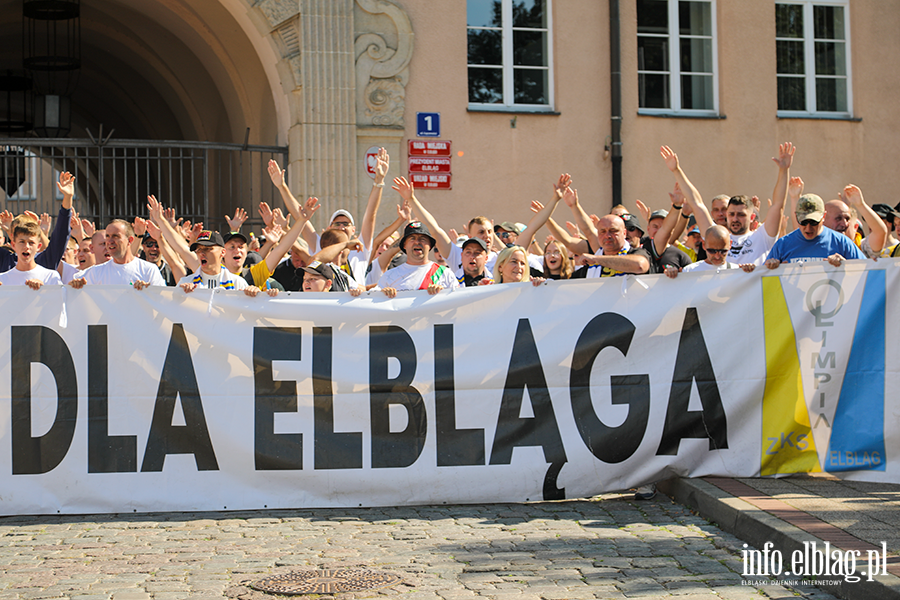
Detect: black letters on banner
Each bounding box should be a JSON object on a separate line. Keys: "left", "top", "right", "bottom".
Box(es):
{"left": 141, "top": 323, "right": 218, "bottom": 471}
{"left": 369, "top": 325, "right": 427, "bottom": 468}
{"left": 11, "top": 326, "right": 78, "bottom": 475}
{"left": 253, "top": 327, "right": 303, "bottom": 470}
{"left": 88, "top": 325, "right": 137, "bottom": 473}
{"left": 434, "top": 324, "right": 485, "bottom": 466}
{"left": 489, "top": 319, "right": 566, "bottom": 500}
{"left": 314, "top": 327, "right": 362, "bottom": 469}
{"left": 657, "top": 308, "right": 728, "bottom": 455}
{"left": 570, "top": 313, "right": 650, "bottom": 463}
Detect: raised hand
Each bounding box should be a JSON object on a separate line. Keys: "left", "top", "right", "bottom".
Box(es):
{"left": 145, "top": 220, "right": 162, "bottom": 241}
{"left": 225, "top": 207, "right": 248, "bottom": 231}
{"left": 635, "top": 199, "right": 651, "bottom": 224}
{"left": 553, "top": 173, "right": 572, "bottom": 201}
{"left": 272, "top": 207, "right": 289, "bottom": 229}
{"left": 39, "top": 213, "right": 52, "bottom": 235}
{"left": 133, "top": 217, "right": 147, "bottom": 237}
{"left": 669, "top": 182, "right": 685, "bottom": 206}
{"left": 163, "top": 208, "right": 178, "bottom": 228}
{"left": 258, "top": 202, "right": 274, "bottom": 228}
{"left": 374, "top": 148, "right": 390, "bottom": 181}
{"left": 561, "top": 186, "right": 578, "bottom": 208}
{"left": 81, "top": 219, "right": 95, "bottom": 237}
{"left": 70, "top": 212, "right": 86, "bottom": 241}
{"left": 57, "top": 171, "right": 75, "bottom": 198}
{"left": 189, "top": 222, "right": 204, "bottom": 245}
{"left": 397, "top": 200, "right": 412, "bottom": 222}
{"left": 263, "top": 223, "right": 284, "bottom": 244}
{"left": 391, "top": 176, "right": 414, "bottom": 202}
{"left": 530, "top": 200, "right": 545, "bottom": 214}
{"left": 0, "top": 210, "right": 14, "bottom": 234}
{"left": 660, "top": 146, "right": 679, "bottom": 172}
{"left": 303, "top": 196, "right": 321, "bottom": 219}
{"left": 788, "top": 176, "right": 804, "bottom": 199}
{"left": 842, "top": 184, "right": 864, "bottom": 207}
{"left": 267, "top": 159, "right": 286, "bottom": 188}
{"left": 772, "top": 142, "right": 796, "bottom": 170}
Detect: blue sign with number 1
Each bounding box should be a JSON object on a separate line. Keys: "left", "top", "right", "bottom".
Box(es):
{"left": 416, "top": 112, "right": 440, "bottom": 137}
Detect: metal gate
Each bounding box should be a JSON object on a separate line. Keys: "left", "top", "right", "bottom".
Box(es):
{"left": 0, "top": 137, "right": 289, "bottom": 233}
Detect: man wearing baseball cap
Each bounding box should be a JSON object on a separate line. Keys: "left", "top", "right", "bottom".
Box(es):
{"left": 765, "top": 193, "right": 865, "bottom": 269}
{"left": 457, "top": 237, "right": 493, "bottom": 286}
{"left": 178, "top": 230, "right": 252, "bottom": 292}
{"left": 301, "top": 260, "right": 362, "bottom": 296}
{"left": 377, "top": 221, "right": 458, "bottom": 297}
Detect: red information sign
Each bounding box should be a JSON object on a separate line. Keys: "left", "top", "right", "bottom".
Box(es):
{"left": 411, "top": 173, "right": 452, "bottom": 190}
{"left": 408, "top": 140, "right": 451, "bottom": 156}
{"left": 408, "top": 157, "right": 452, "bottom": 173}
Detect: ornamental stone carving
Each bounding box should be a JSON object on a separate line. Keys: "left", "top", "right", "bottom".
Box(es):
{"left": 354, "top": 0, "right": 414, "bottom": 128}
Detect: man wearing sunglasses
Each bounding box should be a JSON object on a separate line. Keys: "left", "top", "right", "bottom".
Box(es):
{"left": 666, "top": 225, "right": 754, "bottom": 277}
{"left": 141, "top": 233, "right": 177, "bottom": 286}
{"left": 765, "top": 194, "right": 865, "bottom": 269}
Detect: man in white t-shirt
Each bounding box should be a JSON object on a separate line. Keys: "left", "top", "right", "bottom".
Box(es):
{"left": 0, "top": 221, "right": 63, "bottom": 289}
{"left": 377, "top": 221, "right": 458, "bottom": 298}
{"left": 71, "top": 220, "right": 166, "bottom": 289}
{"left": 178, "top": 230, "right": 253, "bottom": 293}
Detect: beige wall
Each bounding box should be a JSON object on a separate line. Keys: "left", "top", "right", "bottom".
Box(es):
{"left": 390, "top": 0, "right": 900, "bottom": 236}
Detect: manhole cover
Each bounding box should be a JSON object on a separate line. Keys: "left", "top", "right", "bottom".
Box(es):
{"left": 250, "top": 569, "right": 402, "bottom": 595}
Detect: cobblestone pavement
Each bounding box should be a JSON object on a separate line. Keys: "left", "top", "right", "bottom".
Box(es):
{"left": 0, "top": 491, "right": 838, "bottom": 600}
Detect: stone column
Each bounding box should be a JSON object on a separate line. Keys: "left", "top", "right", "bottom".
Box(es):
{"left": 292, "top": 0, "right": 359, "bottom": 224}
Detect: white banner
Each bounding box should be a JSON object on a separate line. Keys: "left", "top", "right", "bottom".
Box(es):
{"left": 0, "top": 260, "right": 898, "bottom": 515}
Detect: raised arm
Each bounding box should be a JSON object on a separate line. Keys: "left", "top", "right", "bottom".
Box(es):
{"left": 268, "top": 159, "right": 318, "bottom": 250}
{"left": 370, "top": 202, "right": 411, "bottom": 263}
{"left": 787, "top": 176, "right": 804, "bottom": 231}
{"left": 147, "top": 195, "right": 200, "bottom": 273}
{"left": 146, "top": 220, "right": 186, "bottom": 282}
{"left": 557, "top": 175, "right": 600, "bottom": 250}
{"left": 844, "top": 184, "right": 887, "bottom": 254}
{"left": 543, "top": 217, "right": 591, "bottom": 255}
{"left": 359, "top": 148, "right": 389, "bottom": 251}
{"left": 518, "top": 183, "right": 564, "bottom": 251}
{"left": 265, "top": 197, "right": 320, "bottom": 272}
{"left": 393, "top": 176, "right": 453, "bottom": 258}
{"left": 660, "top": 146, "right": 713, "bottom": 235}
{"left": 766, "top": 142, "right": 794, "bottom": 239}
{"left": 653, "top": 183, "right": 685, "bottom": 257}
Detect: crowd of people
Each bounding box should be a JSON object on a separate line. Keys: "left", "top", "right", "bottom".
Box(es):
{"left": 0, "top": 143, "right": 896, "bottom": 298}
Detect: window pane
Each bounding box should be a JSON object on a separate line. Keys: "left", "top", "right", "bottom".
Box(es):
{"left": 513, "top": 30, "right": 547, "bottom": 66}
{"left": 468, "top": 0, "right": 502, "bottom": 27}
{"left": 814, "top": 5, "right": 845, "bottom": 40}
{"left": 513, "top": 68, "right": 548, "bottom": 104}
{"left": 816, "top": 78, "right": 847, "bottom": 112}
{"left": 637, "top": 0, "right": 668, "bottom": 34}
{"left": 468, "top": 67, "right": 503, "bottom": 103}
{"left": 513, "top": 0, "right": 545, "bottom": 28}
{"left": 815, "top": 41, "right": 846, "bottom": 76}
{"left": 680, "top": 37, "right": 712, "bottom": 73}
{"left": 681, "top": 74, "right": 713, "bottom": 109}
{"left": 638, "top": 36, "right": 669, "bottom": 71}
{"left": 776, "top": 40, "right": 805, "bottom": 75}
{"left": 775, "top": 4, "right": 804, "bottom": 38}
{"left": 777, "top": 76, "right": 806, "bottom": 111}
{"left": 679, "top": 1, "right": 711, "bottom": 36}
{"left": 639, "top": 73, "right": 670, "bottom": 108}
{"left": 468, "top": 29, "right": 502, "bottom": 65}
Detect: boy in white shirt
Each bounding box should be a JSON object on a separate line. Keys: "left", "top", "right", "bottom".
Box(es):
{"left": 0, "top": 220, "right": 63, "bottom": 289}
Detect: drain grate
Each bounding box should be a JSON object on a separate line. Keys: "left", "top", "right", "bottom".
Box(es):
{"left": 250, "top": 568, "right": 402, "bottom": 595}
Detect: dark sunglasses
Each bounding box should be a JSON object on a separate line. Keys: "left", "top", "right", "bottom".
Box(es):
{"left": 143, "top": 240, "right": 159, "bottom": 248}
{"left": 706, "top": 248, "right": 728, "bottom": 255}
{"left": 799, "top": 219, "right": 821, "bottom": 227}
{"left": 626, "top": 226, "right": 641, "bottom": 233}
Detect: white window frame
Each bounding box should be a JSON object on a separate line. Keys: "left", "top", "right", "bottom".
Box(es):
{"left": 775, "top": 0, "right": 852, "bottom": 118}
{"left": 467, "top": 0, "right": 554, "bottom": 112}
{"left": 638, "top": 0, "right": 719, "bottom": 116}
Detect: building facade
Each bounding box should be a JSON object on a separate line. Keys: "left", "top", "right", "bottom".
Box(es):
{"left": 0, "top": 0, "right": 897, "bottom": 232}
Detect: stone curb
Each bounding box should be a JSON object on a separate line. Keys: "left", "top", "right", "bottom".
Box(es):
{"left": 659, "top": 476, "right": 900, "bottom": 600}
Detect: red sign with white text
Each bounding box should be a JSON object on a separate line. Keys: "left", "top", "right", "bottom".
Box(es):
{"left": 408, "top": 157, "right": 452, "bottom": 173}
{"left": 408, "top": 140, "right": 451, "bottom": 156}
{"left": 411, "top": 173, "right": 452, "bottom": 189}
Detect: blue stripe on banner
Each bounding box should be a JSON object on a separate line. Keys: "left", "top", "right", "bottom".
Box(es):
{"left": 825, "top": 269, "right": 886, "bottom": 472}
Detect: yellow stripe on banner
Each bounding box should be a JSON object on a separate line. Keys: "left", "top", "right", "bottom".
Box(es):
{"left": 761, "top": 277, "right": 821, "bottom": 475}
